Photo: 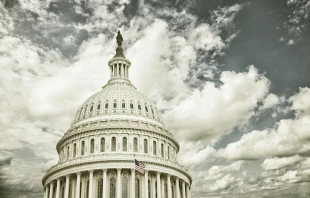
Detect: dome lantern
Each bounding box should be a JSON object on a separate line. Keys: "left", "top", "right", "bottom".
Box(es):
{"left": 108, "top": 30, "right": 131, "bottom": 83}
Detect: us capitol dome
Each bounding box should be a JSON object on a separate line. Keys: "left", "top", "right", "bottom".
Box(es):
{"left": 42, "top": 31, "right": 192, "bottom": 198}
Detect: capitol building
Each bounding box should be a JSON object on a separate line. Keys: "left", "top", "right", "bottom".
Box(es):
{"left": 42, "top": 31, "right": 192, "bottom": 198}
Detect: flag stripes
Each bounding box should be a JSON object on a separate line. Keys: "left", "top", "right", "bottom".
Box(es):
{"left": 135, "top": 159, "right": 146, "bottom": 174}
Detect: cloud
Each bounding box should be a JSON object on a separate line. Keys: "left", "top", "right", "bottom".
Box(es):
{"left": 178, "top": 141, "right": 215, "bottom": 168}
{"left": 217, "top": 88, "right": 310, "bottom": 160}
{"left": 210, "top": 174, "right": 237, "bottom": 191}
{"left": 164, "top": 65, "right": 270, "bottom": 142}
{"left": 260, "top": 93, "right": 282, "bottom": 110}
{"left": 262, "top": 155, "right": 303, "bottom": 170}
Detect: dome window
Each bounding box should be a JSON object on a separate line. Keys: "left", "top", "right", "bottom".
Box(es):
{"left": 122, "top": 102, "right": 125, "bottom": 108}
{"left": 105, "top": 101, "right": 109, "bottom": 109}
{"left": 113, "top": 102, "right": 117, "bottom": 108}
{"left": 145, "top": 106, "right": 148, "bottom": 113}
{"left": 138, "top": 104, "right": 141, "bottom": 111}
{"left": 151, "top": 108, "right": 154, "bottom": 114}
{"left": 130, "top": 103, "right": 134, "bottom": 109}
{"left": 90, "top": 105, "right": 93, "bottom": 112}
{"left": 84, "top": 105, "right": 88, "bottom": 116}
{"left": 97, "top": 103, "right": 101, "bottom": 110}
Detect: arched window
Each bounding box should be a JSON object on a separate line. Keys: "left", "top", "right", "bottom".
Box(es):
{"left": 122, "top": 137, "right": 127, "bottom": 152}
{"left": 97, "top": 103, "right": 101, "bottom": 110}
{"left": 130, "top": 103, "right": 134, "bottom": 109}
{"left": 98, "top": 178, "right": 103, "bottom": 198}
{"left": 144, "top": 139, "right": 148, "bottom": 154}
{"left": 90, "top": 139, "right": 95, "bottom": 154}
{"left": 167, "top": 146, "right": 170, "bottom": 159}
{"left": 101, "top": 138, "right": 105, "bottom": 152}
{"left": 161, "top": 143, "right": 164, "bottom": 158}
{"left": 111, "top": 137, "right": 116, "bottom": 152}
{"left": 133, "top": 138, "right": 138, "bottom": 152}
{"left": 84, "top": 105, "right": 88, "bottom": 115}
{"left": 122, "top": 177, "right": 128, "bottom": 198}
{"left": 90, "top": 105, "right": 93, "bottom": 112}
{"left": 113, "top": 101, "right": 117, "bottom": 108}
{"left": 67, "top": 146, "right": 70, "bottom": 160}
{"left": 145, "top": 105, "right": 148, "bottom": 113}
{"left": 122, "top": 101, "right": 125, "bottom": 108}
{"left": 110, "top": 177, "right": 116, "bottom": 198}
{"left": 138, "top": 104, "right": 141, "bottom": 111}
{"left": 73, "top": 143, "right": 76, "bottom": 158}
{"left": 81, "top": 141, "right": 85, "bottom": 155}
{"left": 153, "top": 141, "right": 157, "bottom": 155}
{"left": 79, "top": 107, "right": 83, "bottom": 118}
{"left": 86, "top": 180, "right": 89, "bottom": 198}
{"left": 135, "top": 178, "right": 140, "bottom": 198}
{"left": 105, "top": 102, "right": 109, "bottom": 109}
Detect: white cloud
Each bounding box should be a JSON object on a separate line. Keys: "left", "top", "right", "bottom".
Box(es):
{"left": 178, "top": 141, "right": 215, "bottom": 168}
{"left": 210, "top": 174, "right": 236, "bottom": 191}
{"left": 260, "top": 93, "right": 281, "bottom": 110}
{"left": 262, "top": 155, "right": 303, "bottom": 170}
{"left": 164, "top": 65, "right": 270, "bottom": 141}
{"left": 290, "top": 87, "right": 310, "bottom": 115}
{"left": 217, "top": 88, "right": 310, "bottom": 160}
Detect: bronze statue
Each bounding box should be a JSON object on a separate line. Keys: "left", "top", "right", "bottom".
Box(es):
{"left": 116, "top": 30, "right": 123, "bottom": 47}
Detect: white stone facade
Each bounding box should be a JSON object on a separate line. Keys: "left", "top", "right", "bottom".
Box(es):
{"left": 42, "top": 33, "right": 192, "bottom": 198}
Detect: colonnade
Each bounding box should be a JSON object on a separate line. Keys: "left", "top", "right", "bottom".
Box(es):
{"left": 110, "top": 63, "right": 129, "bottom": 79}
{"left": 43, "top": 168, "right": 191, "bottom": 198}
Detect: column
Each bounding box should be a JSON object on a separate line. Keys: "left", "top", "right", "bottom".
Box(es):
{"left": 144, "top": 170, "right": 149, "bottom": 198}
{"left": 186, "top": 184, "right": 190, "bottom": 198}
{"left": 49, "top": 182, "right": 54, "bottom": 198}
{"left": 65, "top": 175, "right": 69, "bottom": 198}
{"left": 116, "top": 168, "right": 121, "bottom": 198}
{"left": 76, "top": 172, "right": 81, "bottom": 198}
{"left": 156, "top": 172, "right": 161, "bottom": 198}
{"left": 121, "top": 64, "right": 124, "bottom": 78}
{"left": 89, "top": 170, "right": 93, "bottom": 198}
{"left": 167, "top": 175, "right": 172, "bottom": 198}
{"left": 175, "top": 178, "right": 180, "bottom": 198}
{"left": 110, "top": 65, "right": 112, "bottom": 78}
{"left": 161, "top": 178, "right": 164, "bottom": 198}
{"left": 45, "top": 185, "right": 49, "bottom": 198}
{"left": 56, "top": 178, "right": 60, "bottom": 198}
{"left": 182, "top": 181, "right": 186, "bottom": 198}
{"left": 131, "top": 169, "right": 135, "bottom": 198}
{"left": 152, "top": 176, "right": 155, "bottom": 198}
{"left": 102, "top": 169, "right": 107, "bottom": 198}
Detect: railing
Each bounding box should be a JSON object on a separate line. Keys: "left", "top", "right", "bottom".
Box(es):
{"left": 46, "top": 153, "right": 190, "bottom": 176}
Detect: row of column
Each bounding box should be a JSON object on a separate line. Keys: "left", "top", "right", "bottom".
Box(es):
{"left": 110, "top": 63, "right": 128, "bottom": 79}
{"left": 44, "top": 169, "right": 191, "bottom": 198}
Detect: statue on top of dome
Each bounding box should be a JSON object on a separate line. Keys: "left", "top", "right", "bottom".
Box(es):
{"left": 116, "top": 30, "right": 123, "bottom": 47}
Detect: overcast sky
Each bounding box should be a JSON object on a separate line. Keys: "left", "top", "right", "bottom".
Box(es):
{"left": 1, "top": 0, "right": 310, "bottom": 197}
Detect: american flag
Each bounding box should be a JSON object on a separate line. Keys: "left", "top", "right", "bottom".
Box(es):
{"left": 134, "top": 159, "right": 146, "bottom": 174}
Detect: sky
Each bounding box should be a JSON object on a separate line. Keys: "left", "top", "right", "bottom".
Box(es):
{"left": 0, "top": 0, "right": 310, "bottom": 197}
